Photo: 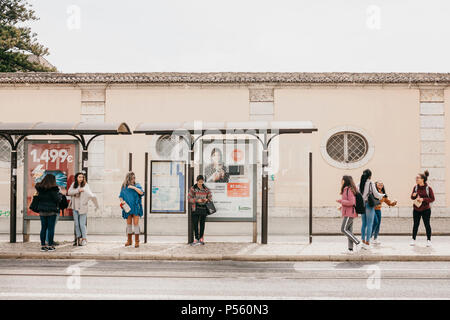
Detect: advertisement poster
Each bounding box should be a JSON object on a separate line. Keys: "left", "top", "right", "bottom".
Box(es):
{"left": 201, "top": 140, "right": 257, "bottom": 221}
{"left": 24, "top": 140, "right": 78, "bottom": 218}
{"left": 150, "top": 161, "right": 186, "bottom": 213}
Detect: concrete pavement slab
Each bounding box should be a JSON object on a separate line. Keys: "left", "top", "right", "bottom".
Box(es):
{"left": 1, "top": 236, "right": 450, "bottom": 261}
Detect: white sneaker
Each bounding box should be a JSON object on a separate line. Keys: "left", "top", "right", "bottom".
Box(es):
{"left": 426, "top": 240, "right": 432, "bottom": 247}
{"left": 361, "top": 243, "right": 368, "bottom": 250}
{"left": 410, "top": 239, "right": 416, "bottom": 246}
{"left": 373, "top": 239, "right": 380, "bottom": 245}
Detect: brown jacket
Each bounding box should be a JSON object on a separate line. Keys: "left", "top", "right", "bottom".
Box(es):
{"left": 374, "top": 196, "right": 397, "bottom": 211}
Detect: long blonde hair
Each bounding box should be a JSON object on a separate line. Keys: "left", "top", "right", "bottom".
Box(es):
{"left": 122, "top": 172, "right": 136, "bottom": 190}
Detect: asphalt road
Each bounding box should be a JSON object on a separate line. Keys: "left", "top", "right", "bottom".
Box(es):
{"left": 0, "top": 259, "right": 449, "bottom": 299}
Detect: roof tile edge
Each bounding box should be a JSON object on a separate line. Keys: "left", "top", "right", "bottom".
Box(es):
{"left": 0, "top": 72, "right": 448, "bottom": 84}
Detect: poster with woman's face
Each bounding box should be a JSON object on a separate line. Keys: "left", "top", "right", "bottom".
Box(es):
{"left": 203, "top": 146, "right": 229, "bottom": 183}
{"left": 200, "top": 140, "right": 256, "bottom": 221}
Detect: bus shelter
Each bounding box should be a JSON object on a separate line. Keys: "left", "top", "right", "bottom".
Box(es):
{"left": 0, "top": 122, "right": 131, "bottom": 243}
{"left": 134, "top": 121, "right": 317, "bottom": 244}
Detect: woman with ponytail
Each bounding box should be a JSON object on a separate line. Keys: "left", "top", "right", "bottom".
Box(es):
{"left": 410, "top": 170, "right": 435, "bottom": 247}
{"left": 358, "top": 169, "right": 385, "bottom": 249}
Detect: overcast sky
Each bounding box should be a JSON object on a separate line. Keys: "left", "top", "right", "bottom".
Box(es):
{"left": 26, "top": 0, "right": 450, "bottom": 73}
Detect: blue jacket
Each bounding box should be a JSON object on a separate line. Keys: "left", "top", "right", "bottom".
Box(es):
{"left": 119, "top": 183, "right": 144, "bottom": 218}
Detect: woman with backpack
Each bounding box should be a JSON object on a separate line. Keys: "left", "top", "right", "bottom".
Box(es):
{"left": 359, "top": 169, "right": 385, "bottom": 249}
{"left": 337, "top": 175, "right": 361, "bottom": 253}
{"left": 410, "top": 170, "right": 435, "bottom": 247}
{"left": 371, "top": 181, "right": 397, "bottom": 245}
{"left": 68, "top": 172, "right": 99, "bottom": 246}
{"left": 188, "top": 175, "right": 212, "bottom": 246}
{"left": 119, "top": 172, "right": 144, "bottom": 248}
{"left": 34, "top": 174, "right": 64, "bottom": 252}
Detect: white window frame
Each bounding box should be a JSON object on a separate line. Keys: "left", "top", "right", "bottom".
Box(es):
{"left": 320, "top": 126, "right": 374, "bottom": 169}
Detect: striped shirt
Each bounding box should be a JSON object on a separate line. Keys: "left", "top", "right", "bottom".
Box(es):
{"left": 188, "top": 184, "right": 212, "bottom": 212}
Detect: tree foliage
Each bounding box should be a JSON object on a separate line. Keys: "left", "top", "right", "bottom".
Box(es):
{"left": 0, "top": 0, "right": 56, "bottom": 72}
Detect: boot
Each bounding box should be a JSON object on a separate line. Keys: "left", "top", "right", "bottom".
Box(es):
{"left": 125, "top": 234, "right": 133, "bottom": 247}
{"left": 134, "top": 234, "right": 140, "bottom": 248}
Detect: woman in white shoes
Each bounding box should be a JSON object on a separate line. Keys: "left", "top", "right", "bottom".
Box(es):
{"left": 337, "top": 175, "right": 361, "bottom": 253}
{"left": 359, "top": 169, "right": 385, "bottom": 250}
{"left": 68, "top": 172, "right": 99, "bottom": 246}
{"left": 410, "top": 170, "right": 435, "bottom": 247}
{"left": 371, "top": 181, "right": 397, "bottom": 245}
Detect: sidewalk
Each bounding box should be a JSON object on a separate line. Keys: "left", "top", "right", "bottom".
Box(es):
{"left": 1, "top": 235, "right": 450, "bottom": 261}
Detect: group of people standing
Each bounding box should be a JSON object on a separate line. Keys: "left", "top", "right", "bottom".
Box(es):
{"left": 34, "top": 171, "right": 145, "bottom": 252}
{"left": 33, "top": 166, "right": 435, "bottom": 252}
{"left": 338, "top": 169, "right": 435, "bottom": 252}
{"left": 34, "top": 170, "right": 209, "bottom": 252}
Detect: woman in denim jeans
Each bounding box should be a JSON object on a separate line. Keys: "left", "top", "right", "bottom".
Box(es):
{"left": 35, "top": 174, "right": 63, "bottom": 252}
{"left": 68, "top": 172, "right": 99, "bottom": 246}
{"left": 358, "top": 169, "right": 384, "bottom": 249}
{"left": 371, "top": 181, "right": 397, "bottom": 245}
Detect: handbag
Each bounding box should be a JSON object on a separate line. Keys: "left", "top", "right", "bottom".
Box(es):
{"left": 59, "top": 194, "right": 69, "bottom": 210}
{"left": 413, "top": 185, "right": 429, "bottom": 208}
{"left": 367, "top": 182, "right": 381, "bottom": 208}
{"left": 29, "top": 195, "right": 40, "bottom": 213}
{"left": 205, "top": 200, "right": 216, "bottom": 215}
{"left": 413, "top": 198, "right": 422, "bottom": 208}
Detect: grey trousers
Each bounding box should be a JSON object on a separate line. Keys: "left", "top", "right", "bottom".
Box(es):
{"left": 341, "top": 217, "right": 360, "bottom": 249}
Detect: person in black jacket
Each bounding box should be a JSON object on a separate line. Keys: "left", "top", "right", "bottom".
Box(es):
{"left": 34, "top": 174, "right": 63, "bottom": 252}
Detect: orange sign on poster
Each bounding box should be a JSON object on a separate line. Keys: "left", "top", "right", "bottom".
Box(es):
{"left": 227, "top": 183, "right": 250, "bottom": 197}
{"left": 231, "top": 149, "right": 243, "bottom": 162}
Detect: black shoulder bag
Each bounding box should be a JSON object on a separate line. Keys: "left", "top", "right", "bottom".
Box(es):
{"left": 206, "top": 200, "right": 216, "bottom": 215}
{"left": 367, "top": 182, "right": 381, "bottom": 208}
{"left": 29, "top": 195, "right": 40, "bottom": 213}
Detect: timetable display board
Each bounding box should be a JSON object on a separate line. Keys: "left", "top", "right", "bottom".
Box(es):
{"left": 150, "top": 160, "right": 186, "bottom": 213}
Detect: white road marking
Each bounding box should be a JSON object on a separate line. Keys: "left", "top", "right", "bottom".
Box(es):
{"left": 0, "top": 292, "right": 448, "bottom": 300}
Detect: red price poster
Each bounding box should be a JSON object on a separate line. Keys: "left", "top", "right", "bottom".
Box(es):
{"left": 227, "top": 183, "right": 250, "bottom": 197}
{"left": 24, "top": 141, "right": 78, "bottom": 217}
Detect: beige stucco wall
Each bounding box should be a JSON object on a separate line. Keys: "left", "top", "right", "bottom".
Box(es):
{"left": 0, "top": 87, "right": 81, "bottom": 121}
{"left": 101, "top": 87, "right": 250, "bottom": 208}
{"left": 0, "top": 83, "right": 447, "bottom": 223}
{"left": 0, "top": 87, "right": 81, "bottom": 212}
{"left": 274, "top": 87, "right": 421, "bottom": 208}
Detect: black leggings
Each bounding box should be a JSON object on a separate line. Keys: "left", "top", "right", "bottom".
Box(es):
{"left": 192, "top": 209, "right": 207, "bottom": 240}
{"left": 412, "top": 209, "right": 432, "bottom": 240}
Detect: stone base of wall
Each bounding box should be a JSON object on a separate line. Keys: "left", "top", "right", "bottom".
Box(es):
{"left": 1, "top": 214, "right": 449, "bottom": 237}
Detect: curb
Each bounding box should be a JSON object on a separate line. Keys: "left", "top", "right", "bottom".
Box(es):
{"left": 2, "top": 253, "right": 450, "bottom": 262}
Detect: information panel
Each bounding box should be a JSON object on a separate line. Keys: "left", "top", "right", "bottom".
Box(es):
{"left": 200, "top": 139, "right": 257, "bottom": 222}
{"left": 150, "top": 160, "right": 186, "bottom": 213}
{"left": 24, "top": 140, "right": 79, "bottom": 219}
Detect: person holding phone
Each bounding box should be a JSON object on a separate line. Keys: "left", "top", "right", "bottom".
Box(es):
{"left": 188, "top": 175, "right": 212, "bottom": 246}
{"left": 119, "top": 172, "right": 144, "bottom": 248}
